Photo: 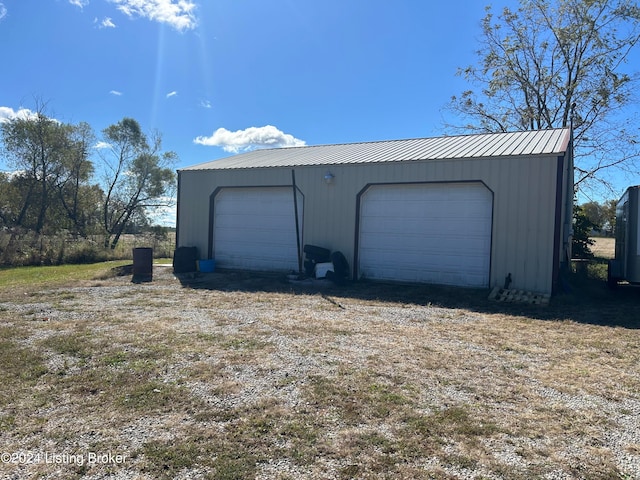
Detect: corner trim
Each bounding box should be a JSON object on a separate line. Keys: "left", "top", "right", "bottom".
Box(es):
{"left": 552, "top": 154, "right": 565, "bottom": 294}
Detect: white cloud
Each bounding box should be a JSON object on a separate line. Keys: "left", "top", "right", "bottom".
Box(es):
{"left": 109, "top": 0, "right": 198, "bottom": 32}
{"left": 199, "top": 99, "right": 212, "bottom": 109}
{"left": 166, "top": 91, "right": 178, "bottom": 98}
{"left": 0, "top": 3, "right": 7, "bottom": 22}
{"left": 100, "top": 17, "right": 116, "bottom": 28}
{"left": 69, "top": 0, "right": 89, "bottom": 8}
{"left": 194, "top": 125, "right": 306, "bottom": 153}
{"left": 94, "top": 141, "right": 112, "bottom": 150}
{"left": 0, "top": 107, "right": 38, "bottom": 123}
{"left": 110, "top": 90, "right": 123, "bottom": 96}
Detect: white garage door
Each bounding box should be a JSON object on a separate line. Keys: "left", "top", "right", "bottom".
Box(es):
{"left": 213, "top": 187, "right": 303, "bottom": 271}
{"left": 358, "top": 182, "right": 492, "bottom": 287}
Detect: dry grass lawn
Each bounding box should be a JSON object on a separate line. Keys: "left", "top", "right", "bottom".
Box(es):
{"left": 0, "top": 254, "right": 638, "bottom": 479}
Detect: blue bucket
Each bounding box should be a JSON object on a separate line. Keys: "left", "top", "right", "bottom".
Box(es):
{"left": 198, "top": 259, "right": 215, "bottom": 273}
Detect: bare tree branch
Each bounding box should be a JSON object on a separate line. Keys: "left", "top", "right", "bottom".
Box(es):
{"left": 446, "top": 0, "right": 640, "bottom": 196}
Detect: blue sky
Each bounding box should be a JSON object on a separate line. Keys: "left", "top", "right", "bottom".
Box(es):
{"left": 2, "top": 0, "right": 633, "bottom": 226}
{"left": 0, "top": 1, "right": 515, "bottom": 163}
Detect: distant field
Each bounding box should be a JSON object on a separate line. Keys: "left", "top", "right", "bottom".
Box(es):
{"left": 591, "top": 237, "right": 615, "bottom": 259}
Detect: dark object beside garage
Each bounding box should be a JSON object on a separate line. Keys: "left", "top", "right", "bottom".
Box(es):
{"left": 173, "top": 246, "right": 198, "bottom": 273}
{"left": 303, "top": 244, "right": 332, "bottom": 276}
{"left": 303, "top": 244, "right": 331, "bottom": 262}
{"left": 326, "top": 251, "right": 349, "bottom": 285}
{"left": 132, "top": 247, "right": 153, "bottom": 282}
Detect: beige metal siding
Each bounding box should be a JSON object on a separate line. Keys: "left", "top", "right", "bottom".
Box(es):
{"left": 178, "top": 152, "right": 561, "bottom": 293}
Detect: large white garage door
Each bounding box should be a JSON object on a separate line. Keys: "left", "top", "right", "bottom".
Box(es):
{"left": 213, "top": 187, "right": 303, "bottom": 271}
{"left": 358, "top": 182, "right": 492, "bottom": 287}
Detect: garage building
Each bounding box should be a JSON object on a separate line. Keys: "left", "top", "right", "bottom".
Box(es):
{"left": 176, "top": 128, "right": 573, "bottom": 294}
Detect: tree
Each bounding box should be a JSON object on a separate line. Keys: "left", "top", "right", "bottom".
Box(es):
{"left": 601, "top": 199, "right": 617, "bottom": 235}
{"left": 99, "top": 118, "right": 176, "bottom": 249}
{"left": 0, "top": 172, "right": 17, "bottom": 227}
{"left": 55, "top": 121, "right": 97, "bottom": 236}
{"left": 448, "top": 0, "right": 640, "bottom": 196}
{"left": 572, "top": 205, "right": 596, "bottom": 258}
{"left": 0, "top": 104, "right": 99, "bottom": 236}
{"left": 581, "top": 201, "right": 605, "bottom": 230}
{"left": 580, "top": 199, "right": 618, "bottom": 235}
{"left": 0, "top": 104, "right": 72, "bottom": 233}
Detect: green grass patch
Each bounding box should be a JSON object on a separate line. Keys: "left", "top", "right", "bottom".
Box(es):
{"left": 141, "top": 439, "right": 258, "bottom": 480}
{"left": 139, "top": 399, "right": 312, "bottom": 480}
{"left": 0, "top": 261, "right": 131, "bottom": 290}
{"left": 399, "top": 405, "right": 500, "bottom": 457}
{"left": 141, "top": 440, "right": 202, "bottom": 479}
{"left": 40, "top": 332, "right": 93, "bottom": 359}
{"left": 0, "top": 414, "right": 16, "bottom": 432}
{"left": 102, "top": 350, "right": 129, "bottom": 366}
{"left": 118, "top": 381, "right": 193, "bottom": 412}
{"left": 0, "top": 330, "right": 48, "bottom": 406}
{"left": 154, "top": 258, "right": 173, "bottom": 265}
{"left": 0, "top": 337, "right": 48, "bottom": 384}
{"left": 305, "top": 371, "right": 415, "bottom": 425}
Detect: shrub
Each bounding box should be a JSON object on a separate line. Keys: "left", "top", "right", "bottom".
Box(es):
{"left": 0, "top": 229, "right": 174, "bottom": 267}
{"left": 63, "top": 240, "right": 113, "bottom": 264}
{"left": 572, "top": 205, "right": 595, "bottom": 259}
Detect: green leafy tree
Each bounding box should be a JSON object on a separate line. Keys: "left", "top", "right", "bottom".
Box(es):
{"left": 99, "top": 118, "right": 176, "bottom": 249}
{"left": 0, "top": 104, "right": 98, "bottom": 236}
{"left": 581, "top": 201, "right": 605, "bottom": 230}
{"left": 602, "top": 199, "right": 617, "bottom": 235}
{"left": 448, "top": 0, "right": 640, "bottom": 196}
{"left": 55, "top": 121, "right": 96, "bottom": 236}
{"left": 0, "top": 104, "right": 89, "bottom": 233}
{"left": 0, "top": 172, "right": 18, "bottom": 227}
{"left": 572, "top": 205, "right": 596, "bottom": 258}
{"left": 578, "top": 199, "right": 618, "bottom": 235}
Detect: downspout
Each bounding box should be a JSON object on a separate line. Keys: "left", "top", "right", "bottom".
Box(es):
{"left": 552, "top": 127, "right": 573, "bottom": 294}
{"left": 552, "top": 154, "right": 564, "bottom": 294}
{"left": 208, "top": 192, "right": 215, "bottom": 260}
{"left": 291, "top": 169, "right": 303, "bottom": 275}
{"left": 564, "top": 130, "right": 575, "bottom": 264}
{"left": 175, "top": 170, "right": 182, "bottom": 248}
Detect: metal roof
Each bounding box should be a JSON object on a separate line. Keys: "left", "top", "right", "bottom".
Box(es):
{"left": 181, "top": 128, "right": 571, "bottom": 171}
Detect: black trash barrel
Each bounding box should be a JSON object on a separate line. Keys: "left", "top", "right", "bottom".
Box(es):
{"left": 173, "top": 246, "right": 198, "bottom": 273}
{"left": 132, "top": 247, "right": 153, "bottom": 282}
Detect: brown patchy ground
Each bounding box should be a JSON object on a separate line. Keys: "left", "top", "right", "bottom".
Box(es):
{"left": 0, "top": 257, "right": 638, "bottom": 479}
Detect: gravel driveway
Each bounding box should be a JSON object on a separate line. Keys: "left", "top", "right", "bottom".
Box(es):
{"left": 0, "top": 265, "right": 638, "bottom": 479}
